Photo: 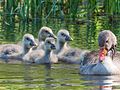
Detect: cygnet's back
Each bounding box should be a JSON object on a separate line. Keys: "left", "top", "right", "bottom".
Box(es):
{"left": 54, "top": 29, "right": 85, "bottom": 64}
{"left": 0, "top": 34, "right": 37, "bottom": 62}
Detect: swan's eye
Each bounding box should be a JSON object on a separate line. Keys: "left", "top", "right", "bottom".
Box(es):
{"left": 115, "top": 45, "right": 117, "bottom": 47}
{"left": 106, "top": 40, "right": 109, "bottom": 43}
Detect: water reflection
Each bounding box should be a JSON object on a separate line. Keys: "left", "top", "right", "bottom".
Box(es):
{"left": 23, "top": 64, "right": 34, "bottom": 88}
{"left": 23, "top": 63, "right": 53, "bottom": 89}
{"left": 81, "top": 75, "right": 120, "bottom": 90}
{"left": 43, "top": 64, "right": 55, "bottom": 89}
{"left": 0, "top": 63, "right": 120, "bottom": 90}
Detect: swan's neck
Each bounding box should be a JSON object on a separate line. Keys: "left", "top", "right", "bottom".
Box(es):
{"left": 99, "top": 56, "right": 112, "bottom": 64}
{"left": 56, "top": 40, "right": 68, "bottom": 53}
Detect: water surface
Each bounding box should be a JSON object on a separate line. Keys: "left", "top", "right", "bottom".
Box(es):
{"left": 0, "top": 63, "right": 120, "bottom": 90}
{"left": 0, "top": 1, "right": 120, "bottom": 89}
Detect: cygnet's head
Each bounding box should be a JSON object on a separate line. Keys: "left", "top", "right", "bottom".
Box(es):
{"left": 38, "top": 26, "right": 57, "bottom": 41}
{"left": 57, "top": 29, "right": 73, "bottom": 43}
{"left": 44, "top": 37, "right": 56, "bottom": 51}
{"left": 23, "top": 34, "right": 37, "bottom": 49}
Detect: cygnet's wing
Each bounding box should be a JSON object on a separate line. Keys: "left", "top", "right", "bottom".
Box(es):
{"left": 23, "top": 49, "right": 44, "bottom": 63}
{"left": 0, "top": 44, "right": 22, "bottom": 59}
{"left": 58, "top": 48, "right": 87, "bottom": 64}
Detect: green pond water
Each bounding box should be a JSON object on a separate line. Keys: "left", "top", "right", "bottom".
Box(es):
{"left": 0, "top": 1, "right": 120, "bottom": 89}
{"left": 0, "top": 18, "right": 120, "bottom": 89}
{"left": 0, "top": 63, "right": 120, "bottom": 90}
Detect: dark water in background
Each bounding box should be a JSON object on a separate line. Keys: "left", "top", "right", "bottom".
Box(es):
{"left": 0, "top": 13, "right": 120, "bottom": 50}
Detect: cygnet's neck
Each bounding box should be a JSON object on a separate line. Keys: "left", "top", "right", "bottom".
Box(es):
{"left": 38, "top": 37, "right": 46, "bottom": 50}
{"left": 22, "top": 45, "right": 31, "bottom": 55}
{"left": 56, "top": 40, "right": 68, "bottom": 54}
{"left": 44, "top": 49, "right": 51, "bottom": 62}
{"left": 39, "top": 36, "right": 45, "bottom": 42}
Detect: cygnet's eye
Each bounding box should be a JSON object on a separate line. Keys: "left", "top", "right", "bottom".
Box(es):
{"left": 45, "top": 30, "right": 48, "bottom": 33}
{"left": 26, "top": 37, "right": 30, "bottom": 41}
{"left": 61, "top": 33, "right": 66, "bottom": 37}
{"left": 47, "top": 41, "right": 51, "bottom": 44}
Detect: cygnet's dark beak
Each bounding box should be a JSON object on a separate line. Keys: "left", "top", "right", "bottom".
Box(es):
{"left": 30, "top": 40, "right": 38, "bottom": 47}
{"left": 49, "top": 33, "right": 57, "bottom": 39}
{"left": 65, "top": 35, "right": 73, "bottom": 41}
{"left": 51, "top": 44, "right": 56, "bottom": 49}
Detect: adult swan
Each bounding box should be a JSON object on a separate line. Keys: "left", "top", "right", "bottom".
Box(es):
{"left": 80, "top": 30, "right": 120, "bottom": 75}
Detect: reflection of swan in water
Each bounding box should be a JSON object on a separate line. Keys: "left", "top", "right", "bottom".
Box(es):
{"left": 99, "top": 80, "right": 112, "bottom": 90}
{"left": 81, "top": 75, "right": 120, "bottom": 90}
{"left": 80, "top": 30, "right": 120, "bottom": 75}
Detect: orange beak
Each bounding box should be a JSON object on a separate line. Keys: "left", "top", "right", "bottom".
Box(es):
{"left": 99, "top": 48, "right": 108, "bottom": 62}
